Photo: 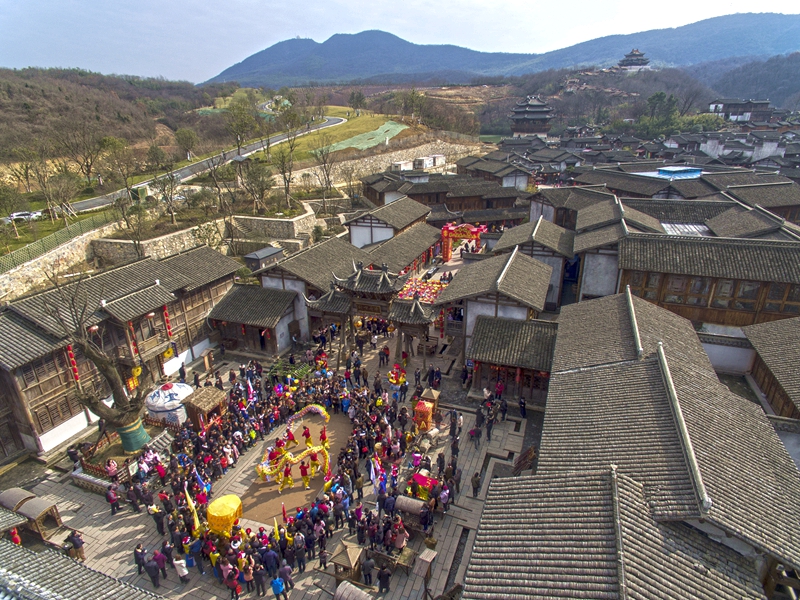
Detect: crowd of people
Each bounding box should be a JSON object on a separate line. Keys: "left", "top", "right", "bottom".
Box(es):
{"left": 76, "top": 319, "right": 517, "bottom": 597}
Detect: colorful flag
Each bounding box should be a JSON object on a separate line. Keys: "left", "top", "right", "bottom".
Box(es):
{"left": 282, "top": 502, "right": 288, "bottom": 523}
{"left": 184, "top": 483, "right": 200, "bottom": 531}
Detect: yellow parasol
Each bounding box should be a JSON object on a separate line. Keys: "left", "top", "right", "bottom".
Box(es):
{"left": 206, "top": 494, "right": 243, "bottom": 535}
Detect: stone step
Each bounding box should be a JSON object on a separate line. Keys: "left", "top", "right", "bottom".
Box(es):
{"left": 148, "top": 429, "right": 175, "bottom": 454}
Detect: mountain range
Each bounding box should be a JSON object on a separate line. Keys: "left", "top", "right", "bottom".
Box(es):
{"left": 206, "top": 13, "right": 800, "bottom": 88}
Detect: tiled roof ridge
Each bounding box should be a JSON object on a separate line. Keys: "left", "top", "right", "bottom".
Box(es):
{"left": 530, "top": 215, "right": 542, "bottom": 243}
{"left": 495, "top": 246, "right": 517, "bottom": 289}
{"left": 656, "top": 341, "right": 713, "bottom": 515}
{"left": 626, "top": 231, "right": 800, "bottom": 248}
{"left": 727, "top": 181, "right": 793, "bottom": 189}
{"left": 103, "top": 281, "right": 174, "bottom": 306}
{"left": 609, "top": 465, "right": 629, "bottom": 600}
{"left": 624, "top": 287, "right": 643, "bottom": 359}
{"left": 7, "top": 256, "right": 155, "bottom": 304}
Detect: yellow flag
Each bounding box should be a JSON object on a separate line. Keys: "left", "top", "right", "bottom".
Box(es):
{"left": 273, "top": 517, "right": 279, "bottom": 541}
{"left": 185, "top": 483, "right": 200, "bottom": 531}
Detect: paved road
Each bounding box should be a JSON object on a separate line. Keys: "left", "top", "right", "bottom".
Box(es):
{"left": 72, "top": 116, "right": 346, "bottom": 212}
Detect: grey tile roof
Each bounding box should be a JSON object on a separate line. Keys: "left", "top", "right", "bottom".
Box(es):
{"left": 306, "top": 287, "right": 352, "bottom": 314}
{"left": 0, "top": 538, "right": 162, "bottom": 599}
{"left": 261, "top": 237, "right": 371, "bottom": 293}
{"left": 158, "top": 246, "right": 241, "bottom": 291}
{"left": 668, "top": 178, "right": 719, "bottom": 199}
{"left": 574, "top": 170, "right": 671, "bottom": 197}
{"left": 576, "top": 199, "right": 665, "bottom": 234}
{"left": 704, "top": 206, "right": 792, "bottom": 238}
{"left": 536, "top": 185, "right": 613, "bottom": 209}
{"left": 539, "top": 358, "right": 700, "bottom": 518}
{"left": 102, "top": 284, "right": 176, "bottom": 322}
{"left": 493, "top": 217, "right": 575, "bottom": 257}
{"left": 728, "top": 182, "right": 800, "bottom": 208}
{"left": 367, "top": 224, "right": 441, "bottom": 273}
{"left": 0, "top": 507, "right": 26, "bottom": 533}
{"left": 0, "top": 312, "right": 64, "bottom": 371}
{"left": 9, "top": 259, "right": 192, "bottom": 338}
{"left": 467, "top": 316, "right": 557, "bottom": 371}
{"left": 387, "top": 298, "right": 435, "bottom": 325}
{"left": 618, "top": 233, "right": 800, "bottom": 283}
{"left": 549, "top": 293, "right": 800, "bottom": 568}
{"left": 573, "top": 222, "right": 632, "bottom": 253}
{"left": 347, "top": 196, "right": 430, "bottom": 230}
{"left": 743, "top": 317, "right": 800, "bottom": 413}
{"left": 620, "top": 197, "right": 737, "bottom": 223}
{"left": 334, "top": 264, "right": 406, "bottom": 295}
{"left": 463, "top": 469, "right": 764, "bottom": 600}
{"left": 433, "top": 249, "right": 552, "bottom": 313}
{"left": 209, "top": 284, "right": 296, "bottom": 329}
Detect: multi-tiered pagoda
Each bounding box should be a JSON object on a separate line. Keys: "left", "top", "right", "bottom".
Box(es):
{"left": 509, "top": 95, "right": 554, "bottom": 137}
{"left": 618, "top": 49, "right": 650, "bottom": 71}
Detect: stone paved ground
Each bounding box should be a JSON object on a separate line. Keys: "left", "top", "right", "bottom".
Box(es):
{"left": 14, "top": 314, "right": 532, "bottom": 599}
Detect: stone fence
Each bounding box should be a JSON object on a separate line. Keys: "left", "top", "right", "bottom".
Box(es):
{"left": 0, "top": 220, "right": 124, "bottom": 302}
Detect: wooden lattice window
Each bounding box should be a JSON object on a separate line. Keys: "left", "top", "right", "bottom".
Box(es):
{"left": 627, "top": 271, "right": 661, "bottom": 300}
{"left": 711, "top": 279, "right": 760, "bottom": 312}
{"left": 763, "top": 283, "right": 800, "bottom": 315}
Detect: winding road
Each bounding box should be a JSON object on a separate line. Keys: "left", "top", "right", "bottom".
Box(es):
{"left": 72, "top": 116, "right": 347, "bottom": 212}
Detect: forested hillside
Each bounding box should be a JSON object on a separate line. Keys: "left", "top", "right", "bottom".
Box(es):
{"left": 0, "top": 68, "right": 237, "bottom": 161}
{"left": 710, "top": 53, "right": 800, "bottom": 108}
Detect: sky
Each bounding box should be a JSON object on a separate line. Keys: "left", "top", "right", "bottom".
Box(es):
{"left": 2, "top": 1, "right": 799, "bottom": 83}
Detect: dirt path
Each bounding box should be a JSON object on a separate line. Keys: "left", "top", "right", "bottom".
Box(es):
{"left": 240, "top": 410, "right": 353, "bottom": 522}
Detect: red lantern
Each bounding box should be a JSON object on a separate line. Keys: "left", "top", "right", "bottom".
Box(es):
{"left": 163, "top": 306, "right": 173, "bottom": 337}
{"left": 128, "top": 321, "right": 139, "bottom": 356}
{"left": 66, "top": 344, "right": 80, "bottom": 382}
{"left": 241, "top": 324, "right": 246, "bottom": 336}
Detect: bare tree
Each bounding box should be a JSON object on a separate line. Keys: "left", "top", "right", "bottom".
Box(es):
{"left": 8, "top": 147, "right": 37, "bottom": 193}
{"left": 225, "top": 96, "right": 258, "bottom": 155}
{"left": 206, "top": 155, "right": 241, "bottom": 251}
{"left": 239, "top": 161, "right": 274, "bottom": 214}
{"left": 271, "top": 111, "right": 301, "bottom": 209}
{"left": 45, "top": 274, "right": 151, "bottom": 447}
{"left": 52, "top": 118, "right": 106, "bottom": 186}
{"left": 311, "top": 132, "right": 338, "bottom": 215}
{"left": 0, "top": 185, "right": 28, "bottom": 239}
{"left": 30, "top": 146, "right": 80, "bottom": 224}
{"left": 151, "top": 168, "right": 181, "bottom": 225}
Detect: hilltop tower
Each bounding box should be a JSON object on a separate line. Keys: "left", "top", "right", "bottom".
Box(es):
{"left": 618, "top": 49, "right": 651, "bottom": 71}
{"left": 509, "top": 95, "right": 554, "bottom": 137}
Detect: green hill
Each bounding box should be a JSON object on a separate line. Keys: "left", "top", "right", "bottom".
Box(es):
{"left": 206, "top": 13, "right": 800, "bottom": 87}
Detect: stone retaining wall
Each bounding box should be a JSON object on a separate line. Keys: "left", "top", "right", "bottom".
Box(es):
{"left": 0, "top": 220, "right": 124, "bottom": 301}
{"left": 294, "top": 139, "right": 482, "bottom": 187}
{"left": 91, "top": 219, "right": 228, "bottom": 266}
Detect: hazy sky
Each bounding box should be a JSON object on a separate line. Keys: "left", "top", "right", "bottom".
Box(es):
{"left": 2, "top": 1, "right": 799, "bottom": 83}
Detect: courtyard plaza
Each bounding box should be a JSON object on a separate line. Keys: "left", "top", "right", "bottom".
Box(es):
{"left": 15, "top": 322, "right": 532, "bottom": 600}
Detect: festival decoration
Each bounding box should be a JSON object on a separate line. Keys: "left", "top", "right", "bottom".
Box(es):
{"left": 163, "top": 305, "right": 172, "bottom": 337}
{"left": 387, "top": 364, "right": 406, "bottom": 386}
{"left": 206, "top": 494, "right": 243, "bottom": 535}
{"left": 414, "top": 400, "right": 434, "bottom": 431}
{"left": 397, "top": 278, "right": 446, "bottom": 303}
{"left": 66, "top": 344, "right": 80, "bottom": 382}
{"left": 255, "top": 445, "right": 330, "bottom": 482}
{"left": 286, "top": 404, "right": 331, "bottom": 426}
{"left": 441, "top": 222, "right": 487, "bottom": 262}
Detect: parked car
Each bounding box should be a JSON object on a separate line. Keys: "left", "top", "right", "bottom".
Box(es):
{"left": 9, "top": 211, "right": 42, "bottom": 222}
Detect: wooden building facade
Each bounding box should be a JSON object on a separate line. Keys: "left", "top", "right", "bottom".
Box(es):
{"left": 619, "top": 234, "right": 800, "bottom": 327}
{"left": 0, "top": 246, "right": 240, "bottom": 455}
